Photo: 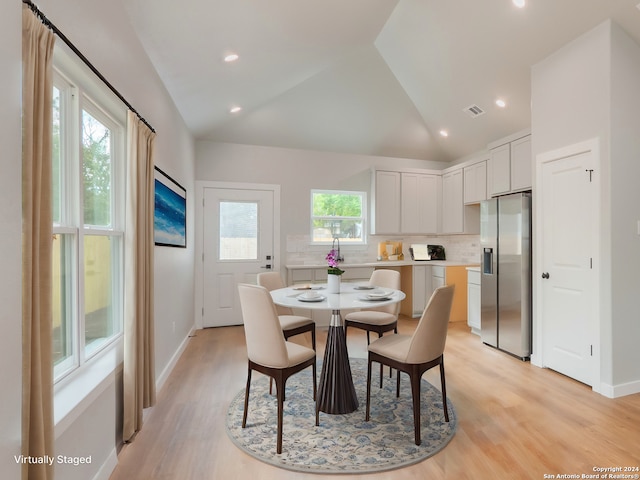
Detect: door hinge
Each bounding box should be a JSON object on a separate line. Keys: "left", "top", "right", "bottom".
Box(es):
{"left": 590, "top": 257, "right": 593, "bottom": 269}
{"left": 202, "top": 307, "right": 204, "bottom": 317}
{"left": 590, "top": 345, "right": 593, "bottom": 356}
{"left": 202, "top": 197, "right": 205, "bottom": 206}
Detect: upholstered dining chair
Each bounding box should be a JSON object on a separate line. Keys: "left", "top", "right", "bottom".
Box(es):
{"left": 237, "top": 283, "right": 318, "bottom": 454}
{"left": 344, "top": 269, "right": 401, "bottom": 386}
{"left": 344, "top": 269, "right": 401, "bottom": 343}
{"left": 257, "top": 272, "right": 316, "bottom": 351}
{"left": 365, "top": 284, "right": 455, "bottom": 446}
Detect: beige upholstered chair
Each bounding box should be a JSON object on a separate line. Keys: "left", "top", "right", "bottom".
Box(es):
{"left": 237, "top": 283, "right": 318, "bottom": 454}
{"left": 257, "top": 272, "right": 316, "bottom": 351}
{"left": 344, "top": 269, "right": 401, "bottom": 343}
{"left": 365, "top": 284, "right": 455, "bottom": 446}
{"left": 344, "top": 269, "right": 401, "bottom": 385}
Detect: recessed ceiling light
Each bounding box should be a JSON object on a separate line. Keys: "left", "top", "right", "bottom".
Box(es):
{"left": 230, "top": 106, "right": 242, "bottom": 113}
{"left": 224, "top": 53, "right": 239, "bottom": 63}
{"left": 513, "top": 0, "right": 525, "bottom": 8}
{"left": 439, "top": 130, "right": 449, "bottom": 137}
{"left": 496, "top": 99, "right": 507, "bottom": 108}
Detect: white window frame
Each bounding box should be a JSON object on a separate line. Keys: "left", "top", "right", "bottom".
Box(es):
{"left": 310, "top": 189, "right": 367, "bottom": 245}
{"left": 52, "top": 43, "right": 126, "bottom": 386}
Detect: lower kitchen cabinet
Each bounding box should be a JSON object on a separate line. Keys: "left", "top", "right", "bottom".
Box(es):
{"left": 467, "top": 267, "right": 481, "bottom": 335}
{"left": 401, "top": 265, "right": 471, "bottom": 321}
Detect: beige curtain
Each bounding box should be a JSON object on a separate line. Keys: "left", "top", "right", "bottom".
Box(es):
{"left": 123, "top": 110, "right": 157, "bottom": 442}
{"left": 21, "top": 6, "right": 55, "bottom": 480}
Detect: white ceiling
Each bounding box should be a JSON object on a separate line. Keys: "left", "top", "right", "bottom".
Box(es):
{"left": 124, "top": 0, "right": 640, "bottom": 162}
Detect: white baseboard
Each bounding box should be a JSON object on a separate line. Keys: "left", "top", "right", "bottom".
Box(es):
{"left": 599, "top": 379, "right": 640, "bottom": 398}
{"left": 93, "top": 447, "right": 118, "bottom": 480}
{"left": 155, "top": 326, "right": 197, "bottom": 392}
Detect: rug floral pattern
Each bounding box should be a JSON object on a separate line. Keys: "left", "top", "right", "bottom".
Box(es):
{"left": 225, "top": 358, "right": 457, "bottom": 474}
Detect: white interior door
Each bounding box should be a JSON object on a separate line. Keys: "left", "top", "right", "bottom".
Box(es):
{"left": 539, "top": 144, "right": 597, "bottom": 386}
{"left": 202, "top": 185, "right": 277, "bottom": 327}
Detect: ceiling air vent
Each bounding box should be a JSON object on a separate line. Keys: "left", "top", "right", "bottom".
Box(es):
{"left": 463, "top": 104, "right": 485, "bottom": 118}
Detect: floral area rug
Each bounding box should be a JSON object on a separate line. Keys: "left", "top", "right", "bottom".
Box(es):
{"left": 225, "top": 358, "right": 457, "bottom": 474}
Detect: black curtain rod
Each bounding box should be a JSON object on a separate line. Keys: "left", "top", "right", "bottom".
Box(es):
{"left": 22, "top": 0, "right": 156, "bottom": 134}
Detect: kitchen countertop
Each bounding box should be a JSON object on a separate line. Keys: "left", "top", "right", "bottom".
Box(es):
{"left": 286, "top": 260, "right": 479, "bottom": 269}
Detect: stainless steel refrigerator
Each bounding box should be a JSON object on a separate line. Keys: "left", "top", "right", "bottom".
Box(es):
{"left": 480, "top": 192, "right": 532, "bottom": 360}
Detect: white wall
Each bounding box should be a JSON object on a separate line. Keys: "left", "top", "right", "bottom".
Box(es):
{"left": 0, "top": 2, "right": 25, "bottom": 479}
{"left": 609, "top": 24, "right": 640, "bottom": 389}
{"left": 532, "top": 20, "right": 640, "bottom": 395}
{"left": 195, "top": 141, "right": 452, "bottom": 267}
{"left": 2, "top": 1, "right": 196, "bottom": 478}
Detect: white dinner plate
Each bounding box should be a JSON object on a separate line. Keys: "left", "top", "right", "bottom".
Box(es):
{"left": 297, "top": 295, "right": 326, "bottom": 303}
{"left": 353, "top": 285, "right": 375, "bottom": 290}
{"left": 358, "top": 295, "right": 391, "bottom": 302}
{"left": 367, "top": 290, "right": 393, "bottom": 298}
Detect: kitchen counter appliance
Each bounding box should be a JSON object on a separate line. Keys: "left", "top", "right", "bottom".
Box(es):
{"left": 409, "top": 244, "right": 445, "bottom": 261}
{"left": 480, "top": 192, "right": 532, "bottom": 360}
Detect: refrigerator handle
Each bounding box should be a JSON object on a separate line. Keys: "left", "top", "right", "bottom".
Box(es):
{"left": 483, "top": 248, "right": 494, "bottom": 275}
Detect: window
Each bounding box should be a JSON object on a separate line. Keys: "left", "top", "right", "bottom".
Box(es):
{"left": 311, "top": 190, "right": 366, "bottom": 244}
{"left": 219, "top": 201, "right": 258, "bottom": 260}
{"left": 52, "top": 49, "right": 125, "bottom": 382}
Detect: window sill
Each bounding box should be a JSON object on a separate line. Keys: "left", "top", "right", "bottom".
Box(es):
{"left": 53, "top": 336, "right": 123, "bottom": 438}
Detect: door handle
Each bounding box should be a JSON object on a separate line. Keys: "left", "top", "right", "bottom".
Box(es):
{"left": 541, "top": 272, "right": 550, "bottom": 279}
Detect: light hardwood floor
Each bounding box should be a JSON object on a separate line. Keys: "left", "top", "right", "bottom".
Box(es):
{"left": 110, "top": 318, "right": 640, "bottom": 480}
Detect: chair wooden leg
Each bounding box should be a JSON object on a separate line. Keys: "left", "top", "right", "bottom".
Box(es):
{"left": 311, "top": 328, "right": 316, "bottom": 351}
{"left": 312, "top": 361, "right": 319, "bottom": 426}
{"left": 365, "top": 357, "right": 373, "bottom": 421}
{"left": 378, "top": 333, "right": 385, "bottom": 388}
{"left": 275, "top": 372, "right": 285, "bottom": 454}
{"left": 396, "top": 369, "right": 401, "bottom": 397}
{"left": 440, "top": 359, "right": 449, "bottom": 422}
{"left": 242, "top": 365, "right": 252, "bottom": 428}
{"left": 410, "top": 367, "right": 422, "bottom": 446}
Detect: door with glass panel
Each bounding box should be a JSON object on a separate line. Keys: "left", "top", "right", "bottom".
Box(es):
{"left": 202, "top": 186, "right": 276, "bottom": 327}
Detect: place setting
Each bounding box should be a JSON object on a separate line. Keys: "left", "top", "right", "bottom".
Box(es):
{"left": 296, "top": 290, "right": 326, "bottom": 303}
{"left": 357, "top": 289, "right": 395, "bottom": 302}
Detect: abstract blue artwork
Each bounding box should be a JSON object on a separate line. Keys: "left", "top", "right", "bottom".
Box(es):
{"left": 154, "top": 167, "right": 186, "bottom": 247}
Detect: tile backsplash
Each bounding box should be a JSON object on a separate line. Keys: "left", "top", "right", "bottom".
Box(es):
{"left": 284, "top": 234, "right": 481, "bottom": 265}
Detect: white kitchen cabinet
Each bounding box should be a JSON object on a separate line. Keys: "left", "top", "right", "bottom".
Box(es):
{"left": 401, "top": 172, "right": 439, "bottom": 234}
{"left": 432, "top": 265, "right": 446, "bottom": 290}
{"left": 488, "top": 143, "right": 511, "bottom": 196}
{"left": 371, "top": 169, "right": 440, "bottom": 235}
{"left": 510, "top": 135, "right": 532, "bottom": 192}
{"left": 467, "top": 268, "right": 481, "bottom": 335}
{"left": 410, "top": 265, "right": 433, "bottom": 317}
{"left": 441, "top": 169, "right": 464, "bottom": 233}
{"left": 463, "top": 160, "right": 487, "bottom": 204}
{"left": 488, "top": 132, "right": 532, "bottom": 197}
{"left": 371, "top": 170, "right": 400, "bottom": 235}
{"left": 441, "top": 168, "right": 480, "bottom": 234}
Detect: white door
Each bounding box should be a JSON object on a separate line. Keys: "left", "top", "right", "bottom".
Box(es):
{"left": 202, "top": 185, "right": 277, "bottom": 327}
{"left": 539, "top": 144, "right": 597, "bottom": 386}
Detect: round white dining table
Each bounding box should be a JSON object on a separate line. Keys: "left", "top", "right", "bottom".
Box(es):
{"left": 270, "top": 282, "right": 405, "bottom": 415}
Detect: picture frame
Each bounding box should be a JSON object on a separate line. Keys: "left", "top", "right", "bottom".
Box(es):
{"left": 154, "top": 166, "right": 187, "bottom": 248}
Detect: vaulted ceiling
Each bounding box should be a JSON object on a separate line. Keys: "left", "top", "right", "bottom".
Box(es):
{"left": 124, "top": 0, "right": 640, "bottom": 162}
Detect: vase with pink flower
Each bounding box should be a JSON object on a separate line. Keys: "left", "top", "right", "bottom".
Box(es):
{"left": 326, "top": 248, "right": 344, "bottom": 294}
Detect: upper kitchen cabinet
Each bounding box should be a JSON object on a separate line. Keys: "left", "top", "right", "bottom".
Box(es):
{"left": 463, "top": 159, "right": 487, "bottom": 204}
{"left": 371, "top": 170, "right": 400, "bottom": 234}
{"left": 442, "top": 169, "right": 463, "bottom": 233}
{"left": 400, "top": 172, "right": 440, "bottom": 234}
{"left": 488, "top": 130, "right": 532, "bottom": 197}
{"left": 441, "top": 167, "right": 480, "bottom": 234}
{"left": 371, "top": 169, "right": 440, "bottom": 235}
